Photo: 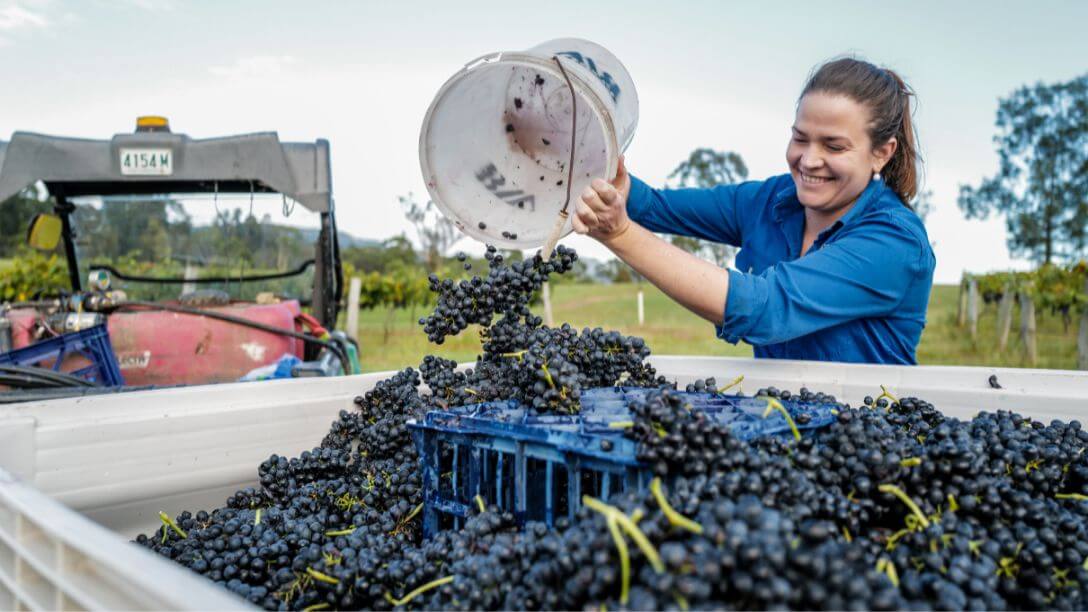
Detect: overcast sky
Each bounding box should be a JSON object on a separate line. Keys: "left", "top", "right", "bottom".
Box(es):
{"left": 2, "top": 0, "right": 1086, "bottom": 283}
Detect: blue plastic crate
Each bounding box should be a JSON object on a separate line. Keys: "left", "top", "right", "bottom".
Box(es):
{"left": 0, "top": 324, "right": 125, "bottom": 387}
{"left": 409, "top": 387, "right": 836, "bottom": 538}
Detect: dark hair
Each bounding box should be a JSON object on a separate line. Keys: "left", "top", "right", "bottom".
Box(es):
{"left": 800, "top": 57, "right": 921, "bottom": 204}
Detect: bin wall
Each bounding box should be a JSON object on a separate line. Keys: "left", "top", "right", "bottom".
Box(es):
{"left": 0, "top": 373, "right": 379, "bottom": 538}
{"left": 655, "top": 355, "right": 1088, "bottom": 422}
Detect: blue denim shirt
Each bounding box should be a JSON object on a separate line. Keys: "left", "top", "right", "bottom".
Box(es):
{"left": 626, "top": 174, "right": 935, "bottom": 364}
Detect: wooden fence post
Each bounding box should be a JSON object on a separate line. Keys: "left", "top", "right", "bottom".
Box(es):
{"left": 1020, "top": 293, "right": 1037, "bottom": 367}
{"left": 996, "top": 284, "right": 1014, "bottom": 351}
{"left": 967, "top": 277, "right": 979, "bottom": 339}
{"left": 346, "top": 276, "right": 362, "bottom": 343}
{"left": 182, "top": 261, "right": 197, "bottom": 296}
{"left": 1079, "top": 278, "right": 1088, "bottom": 370}
{"left": 637, "top": 289, "right": 645, "bottom": 326}
{"left": 957, "top": 276, "right": 968, "bottom": 327}
{"left": 542, "top": 282, "right": 554, "bottom": 327}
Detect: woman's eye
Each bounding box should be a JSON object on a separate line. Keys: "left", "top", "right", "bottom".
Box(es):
{"left": 827, "top": 145, "right": 844, "bottom": 152}
{"left": 792, "top": 137, "right": 807, "bottom": 144}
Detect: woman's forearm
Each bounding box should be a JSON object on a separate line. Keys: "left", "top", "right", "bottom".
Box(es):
{"left": 603, "top": 222, "right": 730, "bottom": 325}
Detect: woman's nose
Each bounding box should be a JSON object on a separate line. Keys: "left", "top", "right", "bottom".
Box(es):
{"left": 800, "top": 152, "right": 825, "bottom": 170}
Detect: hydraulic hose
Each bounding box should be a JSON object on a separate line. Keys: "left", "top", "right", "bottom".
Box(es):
{"left": 108, "top": 301, "right": 352, "bottom": 376}
{"left": 0, "top": 373, "right": 62, "bottom": 389}
{"left": 0, "top": 364, "right": 96, "bottom": 388}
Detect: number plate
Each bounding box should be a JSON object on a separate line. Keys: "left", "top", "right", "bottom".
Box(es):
{"left": 119, "top": 148, "right": 173, "bottom": 176}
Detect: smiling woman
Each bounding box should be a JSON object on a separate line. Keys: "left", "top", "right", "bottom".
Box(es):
{"left": 572, "top": 57, "right": 936, "bottom": 365}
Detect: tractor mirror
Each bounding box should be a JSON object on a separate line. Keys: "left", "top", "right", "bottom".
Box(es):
{"left": 26, "top": 213, "right": 62, "bottom": 251}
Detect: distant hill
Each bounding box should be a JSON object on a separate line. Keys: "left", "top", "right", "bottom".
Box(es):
{"left": 295, "top": 228, "right": 381, "bottom": 249}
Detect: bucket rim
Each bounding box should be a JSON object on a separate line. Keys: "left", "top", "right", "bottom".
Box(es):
{"left": 418, "top": 51, "right": 621, "bottom": 251}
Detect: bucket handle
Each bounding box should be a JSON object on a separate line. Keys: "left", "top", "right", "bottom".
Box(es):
{"left": 542, "top": 56, "right": 578, "bottom": 262}
{"left": 541, "top": 211, "right": 569, "bottom": 261}
{"left": 463, "top": 52, "right": 502, "bottom": 71}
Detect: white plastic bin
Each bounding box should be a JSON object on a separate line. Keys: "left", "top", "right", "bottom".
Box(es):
{"left": 0, "top": 357, "right": 1085, "bottom": 609}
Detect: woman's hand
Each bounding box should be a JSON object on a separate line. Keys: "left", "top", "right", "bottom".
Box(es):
{"left": 572, "top": 156, "right": 632, "bottom": 245}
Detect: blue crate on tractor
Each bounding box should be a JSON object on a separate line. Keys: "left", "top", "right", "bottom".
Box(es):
{"left": 0, "top": 324, "right": 125, "bottom": 387}
{"left": 409, "top": 387, "right": 837, "bottom": 538}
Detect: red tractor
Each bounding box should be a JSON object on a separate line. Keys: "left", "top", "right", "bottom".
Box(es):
{"left": 0, "top": 117, "right": 358, "bottom": 400}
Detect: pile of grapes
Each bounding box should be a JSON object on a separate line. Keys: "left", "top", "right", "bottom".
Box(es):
{"left": 138, "top": 246, "right": 1088, "bottom": 610}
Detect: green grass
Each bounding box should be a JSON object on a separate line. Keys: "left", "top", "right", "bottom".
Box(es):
{"left": 916, "top": 284, "right": 1078, "bottom": 370}
{"left": 347, "top": 282, "right": 1080, "bottom": 373}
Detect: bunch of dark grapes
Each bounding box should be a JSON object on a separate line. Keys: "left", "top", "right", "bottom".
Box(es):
{"left": 135, "top": 247, "right": 1088, "bottom": 611}
{"left": 419, "top": 246, "right": 577, "bottom": 344}
{"left": 417, "top": 245, "right": 666, "bottom": 414}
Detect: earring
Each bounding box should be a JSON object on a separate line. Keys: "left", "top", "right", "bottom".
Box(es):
{"left": 873, "top": 171, "right": 881, "bottom": 181}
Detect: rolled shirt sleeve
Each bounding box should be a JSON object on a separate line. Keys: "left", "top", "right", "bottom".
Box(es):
{"left": 627, "top": 175, "right": 790, "bottom": 247}
{"left": 716, "top": 212, "right": 929, "bottom": 346}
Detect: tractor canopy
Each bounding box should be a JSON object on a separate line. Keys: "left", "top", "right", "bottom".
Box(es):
{"left": 0, "top": 124, "right": 332, "bottom": 212}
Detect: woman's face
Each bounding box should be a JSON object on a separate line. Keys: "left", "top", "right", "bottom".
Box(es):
{"left": 786, "top": 92, "right": 896, "bottom": 214}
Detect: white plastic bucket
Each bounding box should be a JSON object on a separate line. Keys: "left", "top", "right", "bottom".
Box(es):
{"left": 419, "top": 38, "right": 639, "bottom": 250}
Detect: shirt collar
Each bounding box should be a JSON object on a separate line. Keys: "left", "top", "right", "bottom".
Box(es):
{"left": 771, "top": 176, "right": 887, "bottom": 233}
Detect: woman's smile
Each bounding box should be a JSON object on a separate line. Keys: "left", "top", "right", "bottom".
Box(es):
{"left": 799, "top": 172, "right": 835, "bottom": 185}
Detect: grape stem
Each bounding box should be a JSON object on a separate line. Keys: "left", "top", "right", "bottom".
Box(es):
{"left": 876, "top": 557, "right": 900, "bottom": 587}
{"left": 583, "top": 496, "right": 665, "bottom": 573}
{"left": 885, "top": 528, "right": 911, "bottom": 550}
{"left": 306, "top": 567, "right": 339, "bottom": 585}
{"left": 606, "top": 512, "right": 631, "bottom": 604}
{"left": 996, "top": 544, "right": 1023, "bottom": 578}
{"left": 1056, "top": 493, "right": 1088, "bottom": 501}
{"left": 540, "top": 363, "right": 556, "bottom": 389}
{"left": 876, "top": 385, "right": 899, "bottom": 407}
{"left": 760, "top": 397, "right": 801, "bottom": 441}
{"left": 878, "top": 484, "right": 931, "bottom": 528}
{"left": 947, "top": 494, "right": 959, "bottom": 512}
{"left": 390, "top": 503, "right": 425, "bottom": 536}
{"left": 158, "top": 511, "right": 188, "bottom": 542}
{"left": 384, "top": 575, "right": 454, "bottom": 606}
{"left": 650, "top": 478, "right": 704, "bottom": 534}
{"left": 720, "top": 374, "right": 744, "bottom": 393}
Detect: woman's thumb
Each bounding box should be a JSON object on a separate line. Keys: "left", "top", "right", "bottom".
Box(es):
{"left": 612, "top": 155, "right": 629, "bottom": 187}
